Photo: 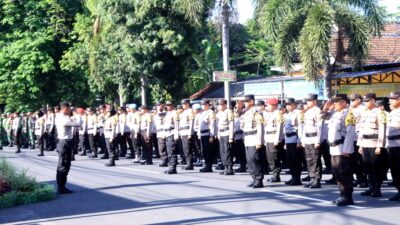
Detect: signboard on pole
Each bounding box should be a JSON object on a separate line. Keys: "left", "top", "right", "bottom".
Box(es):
{"left": 213, "top": 71, "right": 237, "bottom": 82}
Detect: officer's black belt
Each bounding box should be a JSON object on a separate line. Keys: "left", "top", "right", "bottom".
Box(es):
{"left": 179, "top": 126, "right": 190, "bottom": 131}
{"left": 285, "top": 132, "right": 297, "bottom": 137}
{"left": 219, "top": 128, "right": 229, "bottom": 132}
{"left": 244, "top": 130, "right": 257, "bottom": 136}
{"left": 266, "top": 131, "right": 276, "bottom": 135}
{"left": 234, "top": 131, "right": 243, "bottom": 135}
{"left": 362, "top": 134, "right": 378, "bottom": 139}
{"left": 200, "top": 129, "right": 210, "bottom": 134}
{"left": 329, "top": 138, "right": 345, "bottom": 147}
{"left": 305, "top": 132, "right": 317, "bottom": 137}
{"left": 388, "top": 135, "right": 400, "bottom": 140}
{"left": 164, "top": 127, "right": 174, "bottom": 132}
{"left": 87, "top": 128, "right": 94, "bottom": 130}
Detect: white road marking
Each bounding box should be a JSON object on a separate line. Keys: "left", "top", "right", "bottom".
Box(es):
{"left": 260, "top": 189, "right": 367, "bottom": 209}
{"left": 116, "top": 166, "right": 163, "bottom": 174}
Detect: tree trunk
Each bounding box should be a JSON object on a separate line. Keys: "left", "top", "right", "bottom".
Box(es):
{"left": 324, "top": 63, "right": 333, "bottom": 99}
{"left": 141, "top": 76, "right": 147, "bottom": 106}
{"left": 118, "top": 81, "right": 125, "bottom": 107}
{"left": 222, "top": 3, "right": 230, "bottom": 108}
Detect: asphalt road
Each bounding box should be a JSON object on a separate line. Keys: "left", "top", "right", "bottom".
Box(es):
{"left": 0, "top": 147, "right": 399, "bottom": 225}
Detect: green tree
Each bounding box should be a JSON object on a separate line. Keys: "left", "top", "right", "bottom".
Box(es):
{"left": 256, "top": 0, "right": 385, "bottom": 97}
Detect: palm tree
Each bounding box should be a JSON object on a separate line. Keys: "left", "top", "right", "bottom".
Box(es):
{"left": 256, "top": 0, "right": 385, "bottom": 98}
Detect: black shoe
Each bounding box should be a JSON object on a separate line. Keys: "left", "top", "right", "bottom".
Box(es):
{"left": 310, "top": 181, "right": 321, "bottom": 189}
{"left": 141, "top": 161, "right": 153, "bottom": 165}
{"left": 37, "top": 153, "right": 44, "bottom": 157}
{"left": 360, "top": 189, "right": 374, "bottom": 196}
{"left": 286, "top": 179, "right": 302, "bottom": 186}
{"left": 15, "top": 150, "right": 21, "bottom": 154}
{"left": 234, "top": 166, "right": 247, "bottom": 173}
{"left": 304, "top": 179, "right": 315, "bottom": 188}
{"left": 357, "top": 182, "right": 368, "bottom": 188}
{"left": 182, "top": 165, "right": 194, "bottom": 170}
{"left": 225, "top": 169, "right": 234, "bottom": 175}
{"left": 268, "top": 176, "right": 281, "bottom": 183}
{"left": 105, "top": 162, "right": 116, "bottom": 167}
{"left": 159, "top": 163, "right": 168, "bottom": 167}
{"left": 79, "top": 153, "right": 87, "bottom": 156}
{"left": 164, "top": 169, "right": 177, "bottom": 174}
{"left": 253, "top": 182, "right": 264, "bottom": 189}
{"left": 247, "top": 181, "right": 255, "bottom": 187}
{"left": 285, "top": 179, "right": 292, "bottom": 185}
{"left": 179, "top": 160, "right": 187, "bottom": 165}
{"left": 302, "top": 176, "right": 310, "bottom": 182}
{"left": 332, "top": 197, "right": 344, "bottom": 205}
{"left": 100, "top": 155, "right": 109, "bottom": 159}
{"left": 325, "top": 178, "right": 337, "bottom": 185}
{"left": 371, "top": 190, "right": 382, "bottom": 198}
{"left": 89, "top": 155, "right": 98, "bottom": 158}
{"left": 118, "top": 153, "right": 126, "bottom": 158}
{"left": 58, "top": 188, "right": 74, "bottom": 194}
{"left": 336, "top": 198, "right": 354, "bottom": 206}
{"left": 199, "top": 167, "right": 213, "bottom": 173}
{"left": 389, "top": 193, "right": 400, "bottom": 201}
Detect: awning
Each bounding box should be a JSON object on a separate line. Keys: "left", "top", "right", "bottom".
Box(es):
{"left": 333, "top": 67, "right": 400, "bottom": 79}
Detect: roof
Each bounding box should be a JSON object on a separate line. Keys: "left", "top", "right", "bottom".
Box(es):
{"left": 333, "top": 66, "right": 400, "bottom": 79}
{"left": 331, "top": 23, "right": 400, "bottom": 65}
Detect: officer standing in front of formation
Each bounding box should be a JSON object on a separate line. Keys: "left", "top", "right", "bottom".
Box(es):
{"left": 264, "top": 98, "right": 284, "bottom": 183}
{"left": 321, "top": 94, "right": 356, "bottom": 206}
{"left": 164, "top": 100, "right": 180, "bottom": 174}
{"left": 233, "top": 100, "right": 246, "bottom": 173}
{"left": 35, "top": 110, "right": 46, "bottom": 156}
{"left": 302, "top": 94, "right": 323, "bottom": 188}
{"left": 358, "top": 93, "right": 386, "bottom": 198}
{"left": 216, "top": 99, "right": 234, "bottom": 175}
{"left": 55, "top": 101, "right": 79, "bottom": 194}
{"left": 284, "top": 98, "right": 303, "bottom": 186}
{"left": 179, "top": 99, "right": 195, "bottom": 170}
{"left": 140, "top": 105, "right": 153, "bottom": 165}
{"left": 104, "top": 107, "right": 117, "bottom": 166}
{"left": 241, "top": 95, "right": 265, "bottom": 188}
{"left": 198, "top": 99, "right": 216, "bottom": 173}
{"left": 12, "top": 112, "right": 22, "bottom": 153}
{"left": 153, "top": 102, "right": 167, "bottom": 167}
{"left": 386, "top": 91, "right": 400, "bottom": 201}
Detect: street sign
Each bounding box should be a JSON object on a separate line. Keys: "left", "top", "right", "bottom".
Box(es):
{"left": 213, "top": 71, "right": 237, "bottom": 82}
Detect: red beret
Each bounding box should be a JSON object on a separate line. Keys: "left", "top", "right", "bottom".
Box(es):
{"left": 266, "top": 98, "right": 279, "bottom": 105}
{"left": 77, "top": 108, "right": 85, "bottom": 114}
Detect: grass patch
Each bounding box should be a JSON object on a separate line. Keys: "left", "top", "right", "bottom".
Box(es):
{"left": 0, "top": 157, "right": 56, "bottom": 209}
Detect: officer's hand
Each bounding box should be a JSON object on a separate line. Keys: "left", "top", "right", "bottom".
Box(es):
{"left": 188, "top": 135, "right": 191, "bottom": 139}
{"left": 297, "top": 143, "right": 302, "bottom": 149}
{"left": 359, "top": 147, "right": 363, "bottom": 154}
{"left": 315, "top": 143, "right": 320, "bottom": 149}
{"left": 274, "top": 143, "right": 279, "bottom": 147}
{"left": 229, "top": 139, "right": 233, "bottom": 144}
{"left": 284, "top": 145, "right": 287, "bottom": 150}
{"left": 256, "top": 144, "right": 262, "bottom": 150}
{"left": 375, "top": 147, "right": 381, "bottom": 155}
{"left": 209, "top": 137, "right": 214, "bottom": 143}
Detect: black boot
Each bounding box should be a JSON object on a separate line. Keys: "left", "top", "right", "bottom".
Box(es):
{"left": 389, "top": 192, "right": 400, "bottom": 201}
{"left": 302, "top": 175, "right": 310, "bottom": 182}
{"left": 200, "top": 165, "right": 213, "bottom": 173}
{"left": 225, "top": 165, "right": 234, "bottom": 175}
{"left": 105, "top": 160, "right": 116, "bottom": 167}
{"left": 310, "top": 179, "right": 322, "bottom": 188}
{"left": 219, "top": 166, "right": 228, "bottom": 175}
{"left": 159, "top": 161, "right": 168, "bottom": 167}
{"left": 253, "top": 181, "right": 264, "bottom": 189}
{"left": 235, "top": 164, "right": 247, "bottom": 173}
{"left": 304, "top": 178, "right": 315, "bottom": 188}
{"left": 100, "top": 154, "right": 109, "bottom": 159}
{"left": 164, "top": 167, "right": 177, "bottom": 174}
{"left": 15, "top": 147, "right": 21, "bottom": 153}
{"left": 371, "top": 183, "right": 382, "bottom": 197}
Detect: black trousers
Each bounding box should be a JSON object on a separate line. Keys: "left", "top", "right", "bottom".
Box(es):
{"left": 304, "top": 144, "right": 322, "bottom": 180}
{"left": 79, "top": 133, "right": 88, "bottom": 153}
{"left": 362, "top": 147, "right": 387, "bottom": 191}
{"left": 14, "top": 130, "right": 22, "bottom": 150}
{"left": 115, "top": 133, "right": 127, "bottom": 155}
{"left": 158, "top": 137, "right": 167, "bottom": 163}
{"left": 266, "top": 142, "right": 282, "bottom": 178}
{"left": 72, "top": 133, "right": 79, "bottom": 155}
{"left": 246, "top": 146, "right": 266, "bottom": 182}
{"left": 286, "top": 143, "right": 302, "bottom": 180}
{"left": 191, "top": 133, "right": 202, "bottom": 159}
{"left": 56, "top": 139, "right": 73, "bottom": 190}
{"left": 332, "top": 155, "right": 353, "bottom": 199}
{"left": 141, "top": 132, "right": 153, "bottom": 163}
{"left": 352, "top": 142, "right": 366, "bottom": 182}
{"left": 321, "top": 140, "right": 332, "bottom": 171}
{"left": 181, "top": 135, "right": 193, "bottom": 166}
{"left": 233, "top": 139, "right": 246, "bottom": 166}
{"left": 87, "top": 133, "right": 97, "bottom": 154}
{"left": 95, "top": 132, "right": 107, "bottom": 156}
{"left": 37, "top": 134, "right": 44, "bottom": 154}
{"left": 125, "top": 132, "right": 134, "bottom": 155}
{"left": 46, "top": 129, "right": 56, "bottom": 150}
{"left": 219, "top": 136, "right": 232, "bottom": 166}
{"left": 131, "top": 133, "right": 141, "bottom": 158}
{"left": 166, "top": 136, "right": 178, "bottom": 168}
{"left": 389, "top": 147, "right": 400, "bottom": 192}
{"left": 200, "top": 135, "right": 212, "bottom": 166}
{"left": 105, "top": 138, "right": 116, "bottom": 161}
{"left": 151, "top": 133, "right": 159, "bottom": 157}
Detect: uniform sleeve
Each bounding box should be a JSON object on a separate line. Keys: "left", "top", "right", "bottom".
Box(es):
{"left": 215, "top": 113, "right": 219, "bottom": 138}
{"left": 256, "top": 112, "right": 264, "bottom": 146}
{"left": 315, "top": 108, "right": 323, "bottom": 145}
{"left": 377, "top": 111, "right": 387, "bottom": 148}
{"left": 275, "top": 112, "right": 284, "bottom": 145}
{"left": 146, "top": 115, "right": 152, "bottom": 138}
{"left": 209, "top": 111, "right": 216, "bottom": 137}
{"left": 174, "top": 112, "right": 179, "bottom": 140}
{"left": 228, "top": 110, "right": 234, "bottom": 141}
{"left": 343, "top": 111, "right": 356, "bottom": 154}
{"left": 188, "top": 110, "right": 194, "bottom": 136}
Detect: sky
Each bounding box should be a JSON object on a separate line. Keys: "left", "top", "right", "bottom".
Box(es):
{"left": 237, "top": 0, "right": 400, "bottom": 24}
